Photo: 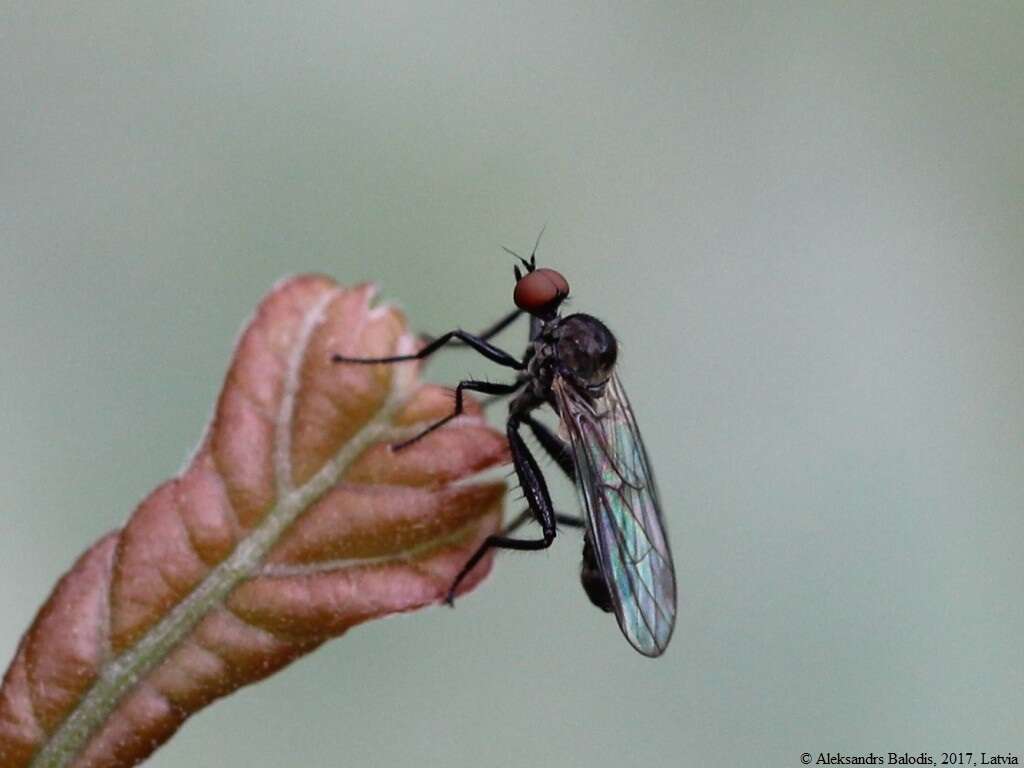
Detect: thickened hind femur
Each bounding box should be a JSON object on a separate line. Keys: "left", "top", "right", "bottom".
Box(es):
{"left": 513, "top": 268, "right": 570, "bottom": 315}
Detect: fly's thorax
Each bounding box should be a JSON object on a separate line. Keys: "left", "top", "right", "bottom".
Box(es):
{"left": 552, "top": 313, "right": 618, "bottom": 389}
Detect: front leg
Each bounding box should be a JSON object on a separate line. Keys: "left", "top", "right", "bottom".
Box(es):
{"left": 420, "top": 309, "right": 522, "bottom": 346}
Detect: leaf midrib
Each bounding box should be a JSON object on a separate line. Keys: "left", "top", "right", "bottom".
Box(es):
{"left": 31, "top": 290, "right": 413, "bottom": 768}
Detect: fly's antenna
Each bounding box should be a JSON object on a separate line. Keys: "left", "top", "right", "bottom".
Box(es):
{"left": 502, "top": 244, "right": 534, "bottom": 281}
{"left": 529, "top": 223, "right": 547, "bottom": 269}
{"left": 503, "top": 224, "right": 547, "bottom": 278}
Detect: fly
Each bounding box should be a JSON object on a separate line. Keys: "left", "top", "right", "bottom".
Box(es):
{"left": 332, "top": 238, "right": 677, "bottom": 657}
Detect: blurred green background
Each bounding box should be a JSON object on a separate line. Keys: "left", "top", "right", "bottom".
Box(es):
{"left": 3, "top": 3, "right": 1023, "bottom": 766}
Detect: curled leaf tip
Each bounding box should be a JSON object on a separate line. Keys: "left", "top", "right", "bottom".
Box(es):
{"left": 0, "top": 275, "right": 509, "bottom": 768}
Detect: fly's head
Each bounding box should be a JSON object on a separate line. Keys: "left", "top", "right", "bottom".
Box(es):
{"left": 504, "top": 233, "right": 569, "bottom": 322}
{"left": 504, "top": 228, "right": 570, "bottom": 321}
{"left": 553, "top": 313, "right": 617, "bottom": 391}
{"left": 512, "top": 260, "right": 570, "bottom": 321}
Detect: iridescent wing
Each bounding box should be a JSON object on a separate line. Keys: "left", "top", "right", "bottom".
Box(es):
{"left": 554, "top": 373, "right": 677, "bottom": 656}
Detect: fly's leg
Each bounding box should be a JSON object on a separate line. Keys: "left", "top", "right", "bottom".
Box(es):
{"left": 393, "top": 380, "right": 520, "bottom": 451}
{"left": 522, "top": 414, "right": 575, "bottom": 482}
{"left": 420, "top": 309, "right": 522, "bottom": 346}
{"left": 445, "top": 414, "right": 558, "bottom": 605}
{"left": 499, "top": 508, "right": 534, "bottom": 534}
{"left": 517, "top": 416, "right": 585, "bottom": 525}
{"left": 524, "top": 418, "right": 609, "bottom": 611}
{"left": 478, "top": 372, "right": 528, "bottom": 412}
{"left": 473, "top": 309, "right": 523, "bottom": 341}
{"left": 332, "top": 330, "right": 523, "bottom": 370}
{"left": 502, "top": 508, "right": 584, "bottom": 534}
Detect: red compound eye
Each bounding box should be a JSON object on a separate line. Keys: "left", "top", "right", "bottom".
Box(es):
{"left": 513, "top": 268, "right": 570, "bottom": 314}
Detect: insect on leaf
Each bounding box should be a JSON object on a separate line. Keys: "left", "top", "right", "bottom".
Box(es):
{"left": 0, "top": 275, "right": 509, "bottom": 768}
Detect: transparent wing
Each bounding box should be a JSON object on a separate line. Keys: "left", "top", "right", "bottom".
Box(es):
{"left": 554, "top": 373, "right": 677, "bottom": 657}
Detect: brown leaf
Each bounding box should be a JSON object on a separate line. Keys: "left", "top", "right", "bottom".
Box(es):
{"left": 0, "top": 275, "right": 509, "bottom": 768}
